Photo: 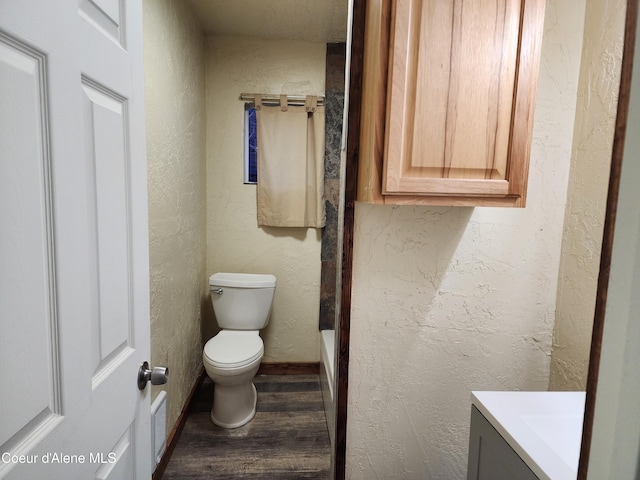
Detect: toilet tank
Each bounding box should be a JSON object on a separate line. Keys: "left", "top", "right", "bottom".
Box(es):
{"left": 209, "top": 273, "right": 276, "bottom": 330}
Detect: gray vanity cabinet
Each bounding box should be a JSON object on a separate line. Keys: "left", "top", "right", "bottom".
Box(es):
{"left": 467, "top": 406, "right": 539, "bottom": 480}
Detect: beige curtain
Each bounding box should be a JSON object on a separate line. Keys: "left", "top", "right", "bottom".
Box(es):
{"left": 256, "top": 95, "right": 325, "bottom": 228}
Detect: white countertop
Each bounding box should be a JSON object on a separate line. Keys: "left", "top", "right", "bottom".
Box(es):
{"left": 471, "top": 391, "right": 586, "bottom": 480}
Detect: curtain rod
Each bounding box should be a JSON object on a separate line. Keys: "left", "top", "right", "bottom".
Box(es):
{"left": 239, "top": 93, "right": 325, "bottom": 107}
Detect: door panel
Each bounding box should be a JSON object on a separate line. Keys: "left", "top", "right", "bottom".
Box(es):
{"left": 81, "top": 78, "right": 133, "bottom": 381}
{"left": 0, "top": 31, "right": 63, "bottom": 454}
{"left": 94, "top": 427, "right": 133, "bottom": 480}
{"left": 78, "top": 0, "right": 125, "bottom": 47}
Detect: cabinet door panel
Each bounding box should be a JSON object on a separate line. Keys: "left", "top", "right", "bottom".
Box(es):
{"left": 377, "top": 0, "right": 545, "bottom": 206}
{"left": 467, "top": 407, "right": 539, "bottom": 480}
{"left": 386, "top": 0, "right": 520, "bottom": 181}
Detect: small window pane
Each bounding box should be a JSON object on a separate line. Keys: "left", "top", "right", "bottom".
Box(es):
{"left": 244, "top": 106, "right": 257, "bottom": 184}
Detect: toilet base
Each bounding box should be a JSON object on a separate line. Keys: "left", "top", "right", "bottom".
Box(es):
{"left": 211, "top": 382, "right": 258, "bottom": 429}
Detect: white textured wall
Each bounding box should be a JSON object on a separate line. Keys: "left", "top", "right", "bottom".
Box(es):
{"left": 205, "top": 36, "right": 326, "bottom": 362}
{"left": 345, "top": 0, "right": 585, "bottom": 478}
{"left": 143, "top": 0, "right": 207, "bottom": 433}
{"left": 549, "top": 0, "right": 625, "bottom": 391}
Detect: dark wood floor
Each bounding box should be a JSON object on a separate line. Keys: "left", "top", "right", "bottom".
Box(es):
{"left": 160, "top": 374, "right": 331, "bottom": 479}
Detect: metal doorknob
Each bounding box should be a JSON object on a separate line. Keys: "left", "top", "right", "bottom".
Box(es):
{"left": 137, "top": 361, "right": 169, "bottom": 390}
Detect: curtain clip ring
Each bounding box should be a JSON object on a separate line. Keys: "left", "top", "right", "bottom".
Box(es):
{"left": 305, "top": 95, "right": 318, "bottom": 113}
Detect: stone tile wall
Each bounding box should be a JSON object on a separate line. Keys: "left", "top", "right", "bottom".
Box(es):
{"left": 319, "top": 43, "right": 346, "bottom": 331}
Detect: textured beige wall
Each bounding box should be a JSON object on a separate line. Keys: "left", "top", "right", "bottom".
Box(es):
{"left": 345, "top": 0, "right": 586, "bottom": 478}
{"left": 143, "top": 0, "right": 207, "bottom": 431}
{"left": 549, "top": 0, "right": 625, "bottom": 391}
{"left": 205, "top": 36, "right": 326, "bottom": 362}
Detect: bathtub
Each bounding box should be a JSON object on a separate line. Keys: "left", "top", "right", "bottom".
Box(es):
{"left": 320, "top": 329, "right": 335, "bottom": 448}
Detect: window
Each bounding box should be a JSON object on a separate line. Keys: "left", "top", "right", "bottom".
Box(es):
{"left": 244, "top": 105, "right": 257, "bottom": 184}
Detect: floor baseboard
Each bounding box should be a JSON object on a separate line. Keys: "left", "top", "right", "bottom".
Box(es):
{"left": 258, "top": 362, "right": 320, "bottom": 375}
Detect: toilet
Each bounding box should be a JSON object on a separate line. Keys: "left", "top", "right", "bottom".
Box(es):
{"left": 203, "top": 272, "right": 276, "bottom": 428}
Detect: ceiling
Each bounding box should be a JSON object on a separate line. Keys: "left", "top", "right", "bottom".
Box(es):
{"left": 187, "top": 0, "right": 349, "bottom": 43}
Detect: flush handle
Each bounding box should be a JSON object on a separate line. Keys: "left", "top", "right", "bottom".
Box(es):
{"left": 211, "top": 288, "right": 223, "bottom": 295}
{"left": 137, "top": 361, "right": 169, "bottom": 390}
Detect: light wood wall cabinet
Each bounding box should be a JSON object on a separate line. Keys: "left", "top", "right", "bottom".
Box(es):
{"left": 358, "top": 0, "right": 546, "bottom": 207}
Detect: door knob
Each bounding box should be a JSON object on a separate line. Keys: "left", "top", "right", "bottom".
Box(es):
{"left": 137, "top": 361, "right": 169, "bottom": 390}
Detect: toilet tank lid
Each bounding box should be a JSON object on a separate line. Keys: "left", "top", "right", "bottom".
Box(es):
{"left": 209, "top": 272, "right": 276, "bottom": 288}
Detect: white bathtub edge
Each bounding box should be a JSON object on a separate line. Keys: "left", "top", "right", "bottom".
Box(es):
{"left": 320, "top": 329, "right": 335, "bottom": 450}
{"left": 321, "top": 329, "right": 335, "bottom": 398}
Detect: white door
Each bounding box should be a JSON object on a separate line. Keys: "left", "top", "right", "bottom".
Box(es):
{"left": 0, "top": 0, "right": 151, "bottom": 479}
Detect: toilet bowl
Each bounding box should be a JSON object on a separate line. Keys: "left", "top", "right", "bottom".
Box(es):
{"left": 202, "top": 273, "right": 276, "bottom": 428}
{"left": 203, "top": 330, "right": 263, "bottom": 428}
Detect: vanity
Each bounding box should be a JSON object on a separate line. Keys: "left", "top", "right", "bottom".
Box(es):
{"left": 468, "top": 391, "right": 585, "bottom": 480}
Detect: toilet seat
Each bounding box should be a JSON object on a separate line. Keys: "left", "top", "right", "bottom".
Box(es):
{"left": 204, "top": 330, "right": 263, "bottom": 369}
